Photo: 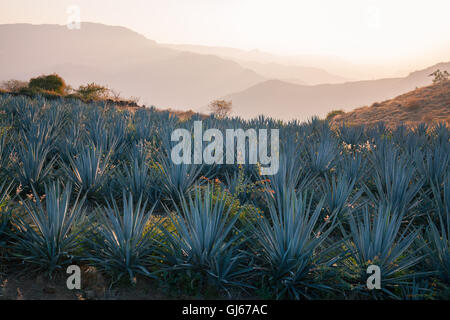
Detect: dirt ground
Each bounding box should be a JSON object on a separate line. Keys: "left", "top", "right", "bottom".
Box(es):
{"left": 0, "top": 265, "right": 170, "bottom": 300}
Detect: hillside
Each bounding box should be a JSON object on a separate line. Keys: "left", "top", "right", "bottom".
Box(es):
{"left": 224, "top": 62, "right": 450, "bottom": 121}
{"left": 331, "top": 80, "right": 450, "bottom": 127}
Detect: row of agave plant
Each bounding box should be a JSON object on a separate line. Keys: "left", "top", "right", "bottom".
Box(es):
{"left": 0, "top": 94, "right": 448, "bottom": 299}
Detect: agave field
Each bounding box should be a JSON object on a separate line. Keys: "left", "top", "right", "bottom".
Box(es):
{"left": 0, "top": 94, "right": 448, "bottom": 300}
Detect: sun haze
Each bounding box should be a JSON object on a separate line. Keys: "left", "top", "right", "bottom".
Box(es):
{"left": 1, "top": 0, "right": 449, "bottom": 71}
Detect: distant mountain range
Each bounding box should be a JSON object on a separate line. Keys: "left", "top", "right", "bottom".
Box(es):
{"left": 224, "top": 62, "right": 450, "bottom": 121}
{"left": 163, "top": 43, "right": 348, "bottom": 85}
{"left": 0, "top": 23, "right": 264, "bottom": 109}
{"left": 0, "top": 22, "right": 448, "bottom": 121}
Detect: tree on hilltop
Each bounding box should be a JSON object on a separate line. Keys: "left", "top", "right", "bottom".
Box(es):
{"left": 209, "top": 100, "right": 232, "bottom": 118}
{"left": 429, "top": 69, "right": 449, "bottom": 84}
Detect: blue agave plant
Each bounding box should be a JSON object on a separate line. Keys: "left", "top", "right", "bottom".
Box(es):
{"left": 157, "top": 185, "right": 251, "bottom": 294}
{"left": 84, "top": 192, "right": 156, "bottom": 283}
{"left": 251, "top": 186, "right": 338, "bottom": 299}
{"left": 11, "top": 181, "right": 86, "bottom": 276}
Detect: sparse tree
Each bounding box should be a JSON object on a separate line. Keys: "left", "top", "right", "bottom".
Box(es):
{"left": 109, "top": 89, "right": 122, "bottom": 100}
{"left": 429, "top": 69, "right": 449, "bottom": 84}
{"left": 209, "top": 100, "right": 232, "bottom": 118}
{"left": 76, "top": 83, "right": 110, "bottom": 101}
{"left": 1, "top": 79, "right": 28, "bottom": 93}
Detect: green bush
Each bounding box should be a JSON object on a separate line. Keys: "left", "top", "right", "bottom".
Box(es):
{"left": 76, "top": 83, "right": 110, "bottom": 101}
{"left": 326, "top": 109, "right": 345, "bottom": 121}
{"left": 28, "top": 74, "right": 67, "bottom": 95}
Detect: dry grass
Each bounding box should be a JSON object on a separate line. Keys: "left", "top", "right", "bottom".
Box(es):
{"left": 331, "top": 81, "right": 450, "bottom": 128}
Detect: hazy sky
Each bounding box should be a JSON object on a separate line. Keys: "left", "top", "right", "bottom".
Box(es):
{"left": 1, "top": 0, "right": 449, "bottom": 65}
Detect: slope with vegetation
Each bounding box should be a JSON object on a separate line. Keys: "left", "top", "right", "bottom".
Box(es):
{"left": 330, "top": 78, "right": 450, "bottom": 127}
{"left": 0, "top": 73, "right": 205, "bottom": 120}
{"left": 224, "top": 62, "right": 450, "bottom": 121}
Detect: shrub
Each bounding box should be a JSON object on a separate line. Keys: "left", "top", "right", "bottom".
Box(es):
{"left": 1, "top": 79, "right": 28, "bottom": 93}
{"left": 326, "top": 109, "right": 345, "bottom": 120}
{"left": 28, "top": 74, "right": 66, "bottom": 95}
{"left": 429, "top": 69, "right": 450, "bottom": 84}
{"left": 76, "top": 83, "right": 110, "bottom": 101}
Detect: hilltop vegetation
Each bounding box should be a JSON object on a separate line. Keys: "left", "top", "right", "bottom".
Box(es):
{"left": 331, "top": 79, "right": 450, "bottom": 127}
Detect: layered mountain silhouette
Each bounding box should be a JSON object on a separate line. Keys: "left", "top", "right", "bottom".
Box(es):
{"left": 224, "top": 62, "right": 450, "bottom": 121}
{"left": 330, "top": 80, "right": 450, "bottom": 127}
{"left": 1, "top": 22, "right": 448, "bottom": 121}
{"left": 0, "top": 23, "right": 264, "bottom": 108}
{"left": 163, "top": 43, "right": 348, "bottom": 85}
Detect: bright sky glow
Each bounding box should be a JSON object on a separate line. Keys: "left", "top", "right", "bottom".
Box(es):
{"left": 1, "top": 0, "right": 449, "bottom": 65}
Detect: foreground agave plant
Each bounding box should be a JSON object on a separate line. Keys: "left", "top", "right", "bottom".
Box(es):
{"left": 0, "top": 181, "right": 13, "bottom": 249}
{"left": 85, "top": 192, "right": 156, "bottom": 283}
{"left": 423, "top": 178, "right": 450, "bottom": 285}
{"left": 62, "top": 144, "right": 111, "bottom": 197}
{"left": 158, "top": 185, "right": 250, "bottom": 295}
{"left": 343, "top": 205, "right": 429, "bottom": 299}
{"left": 158, "top": 154, "right": 203, "bottom": 203}
{"left": 252, "top": 187, "right": 338, "bottom": 299}
{"left": 15, "top": 122, "right": 57, "bottom": 190}
{"left": 368, "top": 145, "right": 424, "bottom": 216}
{"left": 11, "top": 182, "right": 86, "bottom": 276}
{"left": 115, "top": 154, "right": 159, "bottom": 203}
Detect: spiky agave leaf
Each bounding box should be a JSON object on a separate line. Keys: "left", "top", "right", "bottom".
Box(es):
{"left": 423, "top": 177, "right": 450, "bottom": 285}
{"left": 320, "top": 172, "right": 362, "bottom": 217}
{"left": 307, "top": 135, "right": 338, "bottom": 174}
{"left": 84, "top": 192, "right": 156, "bottom": 283}
{"left": 0, "top": 181, "right": 13, "bottom": 249}
{"left": 158, "top": 153, "right": 204, "bottom": 203}
{"left": 0, "top": 131, "right": 12, "bottom": 177}
{"left": 62, "top": 144, "right": 111, "bottom": 196}
{"left": 338, "top": 123, "right": 365, "bottom": 147}
{"left": 115, "top": 155, "right": 155, "bottom": 202}
{"left": 14, "top": 121, "right": 57, "bottom": 189}
{"left": 10, "top": 181, "right": 86, "bottom": 276}
{"left": 343, "top": 205, "right": 429, "bottom": 299}
{"left": 252, "top": 187, "right": 337, "bottom": 299}
{"left": 338, "top": 152, "right": 367, "bottom": 185}
{"left": 157, "top": 185, "right": 250, "bottom": 293}
{"left": 368, "top": 145, "right": 423, "bottom": 216}
{"left": 414, "top": 144, "right": 449, "bottom": 187}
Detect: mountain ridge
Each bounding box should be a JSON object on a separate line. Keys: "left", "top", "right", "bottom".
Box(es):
{"left": 331, "top": 80, "right": 450, "bottom": 127}
{"left": 223, "top": 62, "right": 450, "bottom": 121}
